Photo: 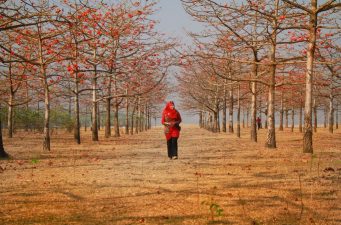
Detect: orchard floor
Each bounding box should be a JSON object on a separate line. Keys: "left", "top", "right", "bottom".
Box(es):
{"left": 0, "top": 125, "right": 340, "bottom": 225}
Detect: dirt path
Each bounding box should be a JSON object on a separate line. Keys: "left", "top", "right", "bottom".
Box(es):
{"left": 0, "top": 125, "right": 340, "bottom": 225}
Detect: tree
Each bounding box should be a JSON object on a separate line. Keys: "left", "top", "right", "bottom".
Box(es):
{"left": 282, "top": 0, "right": 341, "bottom": 153}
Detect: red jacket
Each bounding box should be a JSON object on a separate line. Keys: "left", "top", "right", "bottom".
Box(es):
{"left": 161, "top": 102, "right": 182, "bottom": 140}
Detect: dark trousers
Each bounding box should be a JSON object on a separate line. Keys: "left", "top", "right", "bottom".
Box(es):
{"left": 167, "top": 137, "right": 178, "bottom": 158}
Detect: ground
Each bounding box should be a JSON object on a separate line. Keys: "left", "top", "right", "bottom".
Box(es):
{"left": 0, "top": 125, "right": 340, "bottom": 225}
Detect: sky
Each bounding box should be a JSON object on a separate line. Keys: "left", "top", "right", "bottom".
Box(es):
{"left": 153, "top": 0, "right": 200, "bottom": 44}
{"left": 152, "top": 0, "right": 203, "bottom": 124}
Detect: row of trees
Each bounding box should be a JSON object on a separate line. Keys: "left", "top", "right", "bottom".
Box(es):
{"left": 178, "top": 0, "right": 341, "bottom": 153}
{"left": 0, "top": 0, "right": 175, "bottom": 157}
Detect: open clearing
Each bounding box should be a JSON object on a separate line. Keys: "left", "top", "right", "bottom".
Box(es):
{"left": 0, "top": 125, "right": 340, "bottom": 225}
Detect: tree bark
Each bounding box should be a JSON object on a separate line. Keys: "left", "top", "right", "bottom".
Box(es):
{"left": 242, "top": 108, "right": 245, "bottom": 128}
{"left": 246, "top": 106, "right": 249, "bottom": 128}
{"left": 145, "top": 104, "right": 148, "bottom": 131}
{"left": 336, "top": 103, "right": 339, "bottom": 129}
{"left": 7, "top": 93, "right": 13, "bottom": 138}
{"left": 285, "top": 108, "right": 289, "bottom": 128}
{"left": 328, "top": 95, "right": 334, "bottom": 133}
{"left": 251, "top": 81, "right": 257, "bottom": 142}
{"left": 323, "top": 106, "right": 327, "bottom": 128}
{"left": 105, "top": 98, "right": 111, "bottom": 138}
{"left": 0, "top": 104, "right": 9, "bottom": 158}
{"left": 266, "top": 8, "right": 277, "bottom": 149}
{"left": 85, "top": 106, "right": 88, "bottom": 132}
{"left": 228, "top": 87, "right": 234, "bottom": 133}
{"left": 199, "top": 110, "right": 203, "bottom": 128}
{"left": 299, "top": 100, "right": 303, "bottom": 133}
{"left": 114, "top": 98, "right": 120, "bottom": 137}
{"left": 303, "top": 0, "right": 317, "bottom": 154}
{"left": 43, "top": 70, "right": 51, "bottom": 151}
{"left": 237, "top": 84, "right": 241, "bottom": 138}
{"left": 291, "top": 107, "right": 295, "bottom": 132}
{"left": 130, "top": 103, "right": 135, "bottom": 135}
{"left": 125, "top": 96, "right": 129, "bottom": 135}
{"left": 266, "top": 71, "right": 276, "bottom": 148}
{"left": 137, "top": 98, "right": 142, "bottom": 133}
{"left": 72, "top": 38, "right": 81, "bottom": 143}
{"left": 25, "top": 80, "right": 29, "bottom": 132}
{"left": 7, "top": 61, "right": 14, "bottom": 138}
{"left": 74, "top": 87, "right": 81, "bottom": 144}
{"left": 135, "top": 100, "right": 139, "bottom": 134}
{"left": 313, "top": 99, "right": 317, "bottom": 133}
{"left": 213, "top": 110, "right": 218, "bottom": 133}
{"left": 222, "top": 85, "right": 227, "bottom": 132}
{"left": 91, "top": 66, "right": 98, "bottom": 141}
{"left": 279, "top": 92, "right": 284, "bottom": 131}
{"left": 97, "top": 102, "right": 101, "bottom": 131}
{"left": 203, "top": 111, "right": 207, "bottom": 129}
{"left": 264, "top": 101, "right": 268, "bottom": 129}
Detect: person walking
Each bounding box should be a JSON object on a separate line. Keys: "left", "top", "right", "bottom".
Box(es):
{"left": 256, "top": 116, "right": 262, "bottom": 130}
{"left": 161, "top": 101, "right": 182, "bottom": 160}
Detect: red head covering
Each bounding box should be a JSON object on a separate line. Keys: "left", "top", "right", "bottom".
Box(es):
{"left": 163, "top": 101, "right": 177, "bottom": 119}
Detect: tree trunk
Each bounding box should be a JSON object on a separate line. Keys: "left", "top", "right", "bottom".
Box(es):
{"left": 199, "top": 110, "right": 203, "bottom": 128}
{"left": 259, "top": 98, "right": 262, "bottom": 127}
{"left": 279, "top": 92, "right": 284, "bottom": 131}
{"left": 266, "top": 14, "right": 277, "bottom": 149}
{"left": 0, "top": 104, "right": 9, "bottom": 158}
{"left": 7, "top": 60, "right": 14, "bottom": 138}
{"left": 73, "top": 88, "right": 80, "bottom": 144}
{"left": 229, "top": 88, "right": 234, "bottom": 133}
{"left": 139, "top": 102, "right": 143, "bottom": 133}
{"left": 222, "top": 86, "right": 227, "bottom": 132}
{"left": 145, "top": 104, "right": 148, "bottom": 131}
{"left": 138, "top": 107, "right": 141, "bottom": 133}
{"left": 105, "top": 98, "right": 111, "bottom": 138}
{"left": 313, "top": 99, "right": 317, "bottom": 133}
{"left": 213, "top": 110, "right": 218, "bottom": 133}
{"left": 92, "top": 70, "right": 98, "bottom": 141}
{"left": 7, "top": 93, "right": 13, "bottom": 138}
{"left": 140, "top": 107, "right": 144, "bottom": 133}
{"left": 135, "top": 100, "right": 139, "bottom": 134}
{"left": 242, "top": 108, "right": 245, "bottom": 128}
{"left": 336, "top": 103, "right": 339, "bottom": 129}
{"left": 237, "top": 84, "right": 241, "bottom": 138}
{"left": 85, "top": 106, "right": 88, "bottom": 132}
{"left": 303, "top": 1, "right": 317, "bottom": 154}
{"left": 328, "top": 96, "right": 334, "bottom": 133}
{"left": 125, "top": 96, "right": 129, "bottom": 135}
{"left": 291, "top": 107, "right": 294, "bottom": 132}
{"left": 264, "top": 101, "right": 268, "bottom": 129}
{"left": 203, "top": 111, "right": 207, "bottom": 129}
{"left": 97, "top": 102, "right": 101, "bottom": 131}
{"left": 265, "top": 72, "right": 276, "bottom": 148}
{"left": 148, "top": 109, "right": 152, "bottom": 130}
{"left": 247, "top": 107, "right": 249, "bottom": 128}
{"left": 299, "top": 103, "right": 303, "bottom": 133}
{"left": 25, "top": 80, "right": 29, "bottom": 132}
{"left": 251, "top": 81, "right": 257, "bottom": 142}
{"left": 43, "top": 75, "right": 51, "bottom": 151}
{"left": 324, "top": 107, "right": 328, "bottom": 128}
{"left": 130, "top": 103, "right": 135, "bottom": 135}
{"left": 285, "top": 108, "right": 289, "bottom": 128}
{"left": 146, "top": 106, "right": 150, "bottom": 130}
{"left": 114, "top": 99, "right": 120, "bottom": 137}
{"left": 72, "top": 39, "right": 81, "bottom": 143}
